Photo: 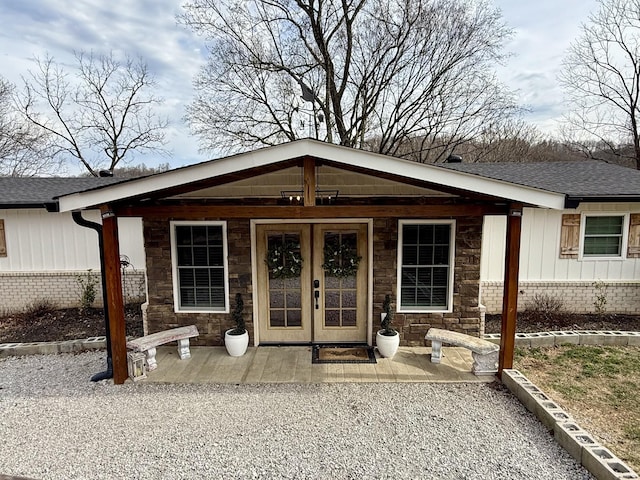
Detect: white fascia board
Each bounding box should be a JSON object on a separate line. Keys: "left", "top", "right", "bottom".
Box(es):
{"left": 308, "top": 142, "right": 566, "bottom": 209}
{"left": 57, "top": 141, "right": 314, "bottom": 212}
{"left": 57, "top": 139, "right": 566, "bottom": 211}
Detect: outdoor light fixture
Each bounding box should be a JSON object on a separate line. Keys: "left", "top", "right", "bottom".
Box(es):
{"left": 127, "top": 351, "right": 147, "bottom": 381}
{"left": 280, "top": 190, "right": 339, "bottom": 205}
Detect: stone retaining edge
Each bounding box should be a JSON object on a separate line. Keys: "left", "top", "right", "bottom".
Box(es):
{"left": 1, "top": 331, "right": 639, "bottom": 358}
{"left": 484, "top": 331, "right": 640, "bottom": 347}
{"left": 0, "top": 337, "right": 107, "bottom": 358}
{"left": 502, "top": 369, "right": 638, "bottom": 480}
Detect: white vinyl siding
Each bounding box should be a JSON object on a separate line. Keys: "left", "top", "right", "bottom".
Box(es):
{"left": 170, "top": 221, "right": 229, "bottom": 313}
{"left": 397, "top": 220, "right": 455, "bottom": 313}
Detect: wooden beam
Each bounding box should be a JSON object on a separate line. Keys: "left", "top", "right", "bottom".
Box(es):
{"left": 114, "top": 204, "right": 508, "bottom": 218}
{"left": 100, "top": 207, "right": 128, "bottom": 384}
{"left": 303, "top": 156, "right": 316, "bottom": 206}
{"left": 499, "top": 204, "right": 523, "bottom": 376}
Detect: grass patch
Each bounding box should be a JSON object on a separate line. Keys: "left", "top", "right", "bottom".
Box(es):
{"left": 514, "top": 345, "right": 640, "bottom": 473}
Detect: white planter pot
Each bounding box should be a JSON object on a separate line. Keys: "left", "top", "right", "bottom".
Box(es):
{"left": 225, "top": 329, "right": 249, "bottom": 356}
{"left": 376, "top": 329, "right": 400, "bottom": 358}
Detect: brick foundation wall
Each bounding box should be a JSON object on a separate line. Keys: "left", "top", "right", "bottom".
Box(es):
{"left": 373, "top": 216, "right": 484, "bottom": 347}
{"left": 143, "top": 218, "right": 253, "bottom": 346}
{"left": 0, "top": 270, "right": 146, "bottom": 314}
{"left": 481, "top": 280, "right": 640, "bottom": 314}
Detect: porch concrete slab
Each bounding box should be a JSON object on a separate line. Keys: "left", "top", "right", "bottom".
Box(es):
{"left": 144, "top": 346, "right": 492, "bottom": 384}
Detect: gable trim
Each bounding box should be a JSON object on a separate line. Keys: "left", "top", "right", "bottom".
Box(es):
{"left": 56, "top": 140, "right": 567, "bottom": 212}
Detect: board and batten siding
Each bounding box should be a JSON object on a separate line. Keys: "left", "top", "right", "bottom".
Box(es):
{"left": 481, "top": 204, "right": 640, "bottom": 314}
{"left": 0, "top": 209, "right": 144, "bottom": 272}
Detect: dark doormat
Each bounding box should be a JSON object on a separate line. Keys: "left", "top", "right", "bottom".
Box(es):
{"left": 312, "top": 344, "right": 377, "bottom": 364}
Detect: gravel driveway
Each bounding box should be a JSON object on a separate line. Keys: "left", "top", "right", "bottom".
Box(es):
{"left": 0, "top": 351, "right": 593, "bottom": 479}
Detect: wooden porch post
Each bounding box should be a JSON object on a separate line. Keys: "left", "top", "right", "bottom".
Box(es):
{"left": 499, "top": 204, "right": 523, "bottom": 376}
{"left": 101, "top": 207, "right": 128, "bottom": 384}
{"left": 303, "top": 156, "right": 316, "bottom": 206}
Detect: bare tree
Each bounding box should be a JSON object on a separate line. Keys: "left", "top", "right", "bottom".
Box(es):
{"left": 180, "top": 0, "right": 521, "bottom": 162}
{"left": 0, "top": 76, "right": 61, "bottom": 176}
{"left": 17, "top": 52, "right": 168, "bottom": 176}
{"left": 559, "top": 0, "right": 640, "bottom": 170}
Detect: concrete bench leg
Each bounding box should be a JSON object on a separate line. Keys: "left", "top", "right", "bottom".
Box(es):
{"left": 145, "top": 347, "right": 158, "bottom": 371}
{"left": 177, "top": 339, "right": 191, "bottom": 360}
{"left": 430, "top": 340, "right": 442, "bottom": 364}
{"left": 471, "top": 350, "right": 499, "bottom": 376}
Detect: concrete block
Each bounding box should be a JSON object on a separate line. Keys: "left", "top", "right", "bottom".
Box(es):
{"left": 553, "top": 422, "right": 597, "bottom": 463}
{"left": 623, "top": 332, "right": 640, "bottom": 346}
{"left": 577, "top": 331, "right": 607, "bottom": 345}
{"left": 527, "top": 332, "right": 556, "bottom": 347}
{"left": 552, "top": 331, "right": 580, "bottom": 345}
{"left": 501, "top": 369, "right": 528, "bottom": 394}
{"left": 601, "top": 331, "right": 629, "bottom": 346}
{"left": 582, "top": 445, "right": 639, "bottom": 480}
{"left": 535, "top": 400, "right": 574, "bottom": 430}
{"left": 514, "top": 333, "right": 531, "bottom": 347}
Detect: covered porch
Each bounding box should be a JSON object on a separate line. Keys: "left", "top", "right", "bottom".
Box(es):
{"left": 139, "top": 345, "right": 492, "bottom": 384}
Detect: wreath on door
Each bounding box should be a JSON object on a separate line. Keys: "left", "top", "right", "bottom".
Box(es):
{"left": 322, "top": 241, "right": 362, "bottom": 278}
{"left": 265, "top": 242, "right": 303, "bottom": 279}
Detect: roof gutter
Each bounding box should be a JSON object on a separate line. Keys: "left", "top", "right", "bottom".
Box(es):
{"left": 71, "top": 211, "right": 113, "bottom": 382}
{"left": 565, "top": 195, "right": 640, "bottom": 208}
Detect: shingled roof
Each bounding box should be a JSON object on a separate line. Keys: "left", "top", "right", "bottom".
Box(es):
{"left": 440, "top": 160, "right": 640, "bottom": 203}
{"left": 4, "top": 156, "right": 640, "bottom": 211}
{"left": 0, "top": 177, "right": 127, "bottom": 209}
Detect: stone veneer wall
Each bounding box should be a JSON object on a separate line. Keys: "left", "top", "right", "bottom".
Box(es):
{"left": 144, "top": 216, "right": 482, "bottom": 347}
{"left": 481, "top": 280, "right": 640, "bottom": 314}
{"left": 373, "top": 216, "right": 484, "bottom": 347}
{"left": 143, "top": 218, "right": 253, "bottom": 346}
{"left": 0, "top": 270, "right": 146, "bottom": 314}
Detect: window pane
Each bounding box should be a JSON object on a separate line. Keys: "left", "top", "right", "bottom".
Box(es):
{"left": 584, "top": 237, "right": 621, "bottom": 256}
{"left": 179, "top": 269, "right": 194, "bottom": 287}
{"left": 287, "top": 309, "right": 302, "bottom": 327}
{"left": 403, "top": 225, "right": 419, "bottom": 244}
{"left": 176, "top": 226, "right": 192, "bottom": 245}
{"left": 175, "top": 224, "right": 226, "bottom": 310}
{"left": 209, "top": 246, "right": 224, "bottom": 266}
{"left": 192, "top": 226, "right": 207, "bottom": 245}
{"left": 585, "top": 216, "right": 623, "bottom": 235}
{"left": 583, "top": 216, "right": 623, "bottom": 256}
{"left": 177, "top": 246, "right": 192, "bottom": 266}
{"left": 400, "top": 223, "right": 451, "bottom": 309}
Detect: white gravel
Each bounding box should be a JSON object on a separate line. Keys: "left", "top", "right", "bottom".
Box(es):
{"left": 0, "top": 351, "right": 593, "bottom": 480}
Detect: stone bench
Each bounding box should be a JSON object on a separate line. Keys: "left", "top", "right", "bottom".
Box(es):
{"left": 126, "top": 325, "right": 199, "bottom": 371}
{"left": 425, "top": 328, "right": 499, "bottom": 376}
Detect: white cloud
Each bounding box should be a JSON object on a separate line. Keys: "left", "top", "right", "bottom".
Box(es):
{"left": 494, "top": 0, "right": 600, "bottom": 134}
{"left": 0, "top": 0, "right": 208, "bottom": 172}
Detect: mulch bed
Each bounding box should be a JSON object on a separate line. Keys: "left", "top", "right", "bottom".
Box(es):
{"left": 485, "top": 312, "right": 640, "bottom": 334}
{"left": 3, "top": 304, "right": 640, "bottom": 344}
{"left": 0, "top": 304, "right": 144, "bottom": 343}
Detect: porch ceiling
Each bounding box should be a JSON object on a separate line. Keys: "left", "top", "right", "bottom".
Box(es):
{"left": 170, "top": 165, "right": 454, "bottom": 199}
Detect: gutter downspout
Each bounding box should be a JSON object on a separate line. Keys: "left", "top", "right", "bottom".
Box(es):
{"left": 72, "top": 211, "right": 113, "bottom": 381}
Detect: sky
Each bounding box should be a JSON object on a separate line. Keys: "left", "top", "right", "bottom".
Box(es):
{"left": 0, "top": 0, "right": 601, "bottom": 174}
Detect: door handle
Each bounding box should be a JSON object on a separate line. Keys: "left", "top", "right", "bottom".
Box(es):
{"left": 314, "top": 289, "right": 320, "bottom": 309}
{"left": 314, "top": 279, "right": 320, "bottom": 288}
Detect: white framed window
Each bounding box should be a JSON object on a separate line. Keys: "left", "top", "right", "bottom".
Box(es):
{"left": 397, "top": 220, "right": 455, "bottom": 313}
{"left": 170, "top": 221, "right": 229, "bottom": 313}
{"left": 580, "top": 213, "right": 628, "bottom": 259}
